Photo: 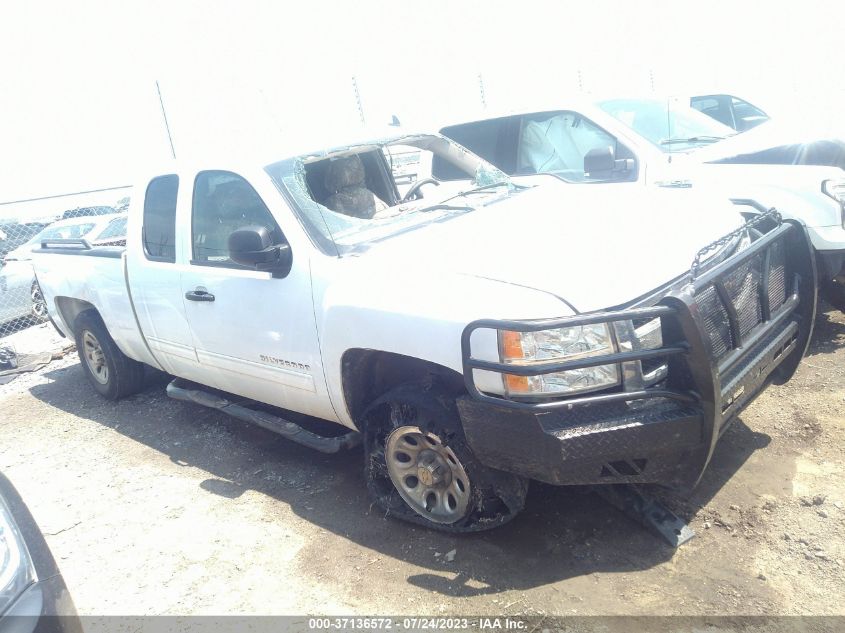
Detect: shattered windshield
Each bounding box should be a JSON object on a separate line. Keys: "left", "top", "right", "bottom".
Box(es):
{"left": 598, "top": 98, "right": 737, "bottom": 152}
{"left": 265, "top": 134, "right": 516, "bottom": 254}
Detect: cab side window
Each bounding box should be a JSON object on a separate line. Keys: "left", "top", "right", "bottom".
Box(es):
{"left": 143, "top": 175, "right": 178, "bottom": 262}
{"left": 191, "top": 171, "right": 285, "bottom": 267}
{"left": 435, "top": 117, "right": 512, "bottom": 178}
{"left": 517, "top": 111, "right": 633, "bottom": 182}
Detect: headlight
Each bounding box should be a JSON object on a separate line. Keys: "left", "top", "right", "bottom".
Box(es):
{"left": 822, "top": 178, "right": 845, "bottom": 227}
{"left": 0, "top": 498, "right": 34, "bottom": 615}
{"left": 499, "top": 323, "right": 620, "bottom": 396}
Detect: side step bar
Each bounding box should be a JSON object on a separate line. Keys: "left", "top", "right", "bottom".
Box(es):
{"left": 166, "top": 378, "right": 361, "bottom": 454}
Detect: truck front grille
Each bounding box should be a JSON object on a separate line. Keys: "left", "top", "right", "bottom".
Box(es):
{"left": 695, "top": 232, "right": 791, "bottom": 363}
{"left": 768, "top": 239, "right": 787, "bottom": 310}
{"left": 696, "top": 285, "right": 732, "bottom": 359}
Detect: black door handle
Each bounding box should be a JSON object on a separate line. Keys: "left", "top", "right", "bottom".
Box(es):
{"left": 185, "top": 289, "right": 215, "bottom": 302}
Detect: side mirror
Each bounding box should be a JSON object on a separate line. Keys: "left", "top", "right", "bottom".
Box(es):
{"left": 584, "top": 146, "right": 616, "bottom": 176}
{"left": 228, "top": 226, "right": 292, "bottom": 278}
{"left": 584, "top": 146, "right": 634, "bottom": 180}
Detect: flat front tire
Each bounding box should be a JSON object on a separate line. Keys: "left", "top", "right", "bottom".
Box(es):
{"left": 73, "top": 310, "right": 144, "bottom": 400}
{"left": 363, "top": 383, "right": 528, "bottom": 532}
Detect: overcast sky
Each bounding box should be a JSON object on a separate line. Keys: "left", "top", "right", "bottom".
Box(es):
{"left": 2, "top": 0, "right": 843, "bottom": 214}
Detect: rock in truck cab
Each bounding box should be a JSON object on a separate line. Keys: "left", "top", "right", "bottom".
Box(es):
{"left": 30, "top": 131, "right": 816, "bottom": 532}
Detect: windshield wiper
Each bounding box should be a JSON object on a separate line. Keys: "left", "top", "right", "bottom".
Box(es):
{"left": 460, "top": 180, "right": 529, "bottom": 194}
{"left": 417, "top": 204, "right": 474, "bottom": 213}
{"left": 660, "top": 135, "right": 727, "bottom": 146}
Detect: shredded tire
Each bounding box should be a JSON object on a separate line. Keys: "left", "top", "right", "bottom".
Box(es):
{"left": 363, "top": 381, "right": 528, "bottom": 532}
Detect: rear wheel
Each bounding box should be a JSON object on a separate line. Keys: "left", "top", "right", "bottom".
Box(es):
{"left": 73, "top": 310, "right": 144, "bottom": 399}
{"left": 363, "top": 383, "right": 528, "bottom": 532}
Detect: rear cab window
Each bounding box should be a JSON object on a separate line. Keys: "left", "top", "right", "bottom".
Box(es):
{"left": 143, "top": 175, "right": 178, "bottom": 262}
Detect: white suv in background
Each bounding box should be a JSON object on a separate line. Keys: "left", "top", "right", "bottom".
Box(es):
{"left": 439, "top": 97, "right": 845, "bottom": 308}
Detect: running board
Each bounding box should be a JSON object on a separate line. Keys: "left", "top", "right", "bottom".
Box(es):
{"left": 166, "top": 378, "right": 361, "bottom": 454}
{"left": 592, "top": 484, "right": 695, "bottom": 547}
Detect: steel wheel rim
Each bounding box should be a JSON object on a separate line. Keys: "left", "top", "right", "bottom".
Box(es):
{"left": 82, "top": 330, "right": 109, "bottom": 384}
{"left": 31, "top": 284, "right": 47, "bottom": 318}
{"left": 385, "top": 425, "right": 471, "bottom": 524}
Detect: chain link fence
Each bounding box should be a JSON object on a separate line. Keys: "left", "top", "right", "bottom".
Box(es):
{"left": 0, "top": 191, "right": 130, "bottom": 375}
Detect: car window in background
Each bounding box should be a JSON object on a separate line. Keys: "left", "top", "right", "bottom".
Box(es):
{"left": 690, "top": 94, "right": 770, "bottom": 132}
{"left": 36, "top": 222, "right": 96, "bottom": 242}
{"left": 731, "top": 97, "right": 769, "bottom": 131}
{"left": 599, "top": 98, "right": 735, "bottom": 151}
{"left": 94, "top": 216, "right": 128, "bottom": 241}
{"left": 690, "top": 95, "right": 734, "bottom": 127}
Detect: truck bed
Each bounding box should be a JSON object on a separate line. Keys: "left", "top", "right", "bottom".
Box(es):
{"left": 30, "top": 244, "right": 158, "bottom": 368}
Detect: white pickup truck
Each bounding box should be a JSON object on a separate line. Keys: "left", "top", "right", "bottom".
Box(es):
{"left": 438, "top": 97, "right": 845, "bottom": 309}
{"left": 31, "top": 131, "right": 817, "bottom": 533}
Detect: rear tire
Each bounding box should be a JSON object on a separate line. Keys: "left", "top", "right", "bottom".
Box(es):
{"left": 73, "top": 310, "right": 144, "bottom": 400}
{"left": 363, "top": 382, "right": 528, "bottom": 532}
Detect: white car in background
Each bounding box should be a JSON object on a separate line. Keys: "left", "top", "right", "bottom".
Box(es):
{"left": 1, "top": 214, "right": 127, "bottom": 325}
{"left": 3, "top": 213, "right": 128, "bottom": 263}
{"left": 689, "top": 93, "right": 769, "bottom": 132}
{"left": 438, "top": 97, "right": 845, "bottom": 308}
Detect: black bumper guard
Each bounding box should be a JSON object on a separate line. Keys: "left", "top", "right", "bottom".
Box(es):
{"left": 458, "top": 219, "right": 816, "bottom": 489}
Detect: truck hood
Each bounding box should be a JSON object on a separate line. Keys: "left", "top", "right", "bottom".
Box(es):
{"left": 648, "top": 154, "right": 843, "bottom": 218}
{"left": 691, "top": 121, "right": 845, "bottom": 171}
{"left": 358, "top": 181, "right": 743, "bottom": 313}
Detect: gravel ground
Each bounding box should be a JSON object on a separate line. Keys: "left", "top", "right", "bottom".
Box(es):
{"left": 0, "top": 308, "right": 843, "bottom": 617}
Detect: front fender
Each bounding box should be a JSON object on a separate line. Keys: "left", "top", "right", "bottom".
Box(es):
{"left": 313, "top": 266, "right": 570, "bottom": 426}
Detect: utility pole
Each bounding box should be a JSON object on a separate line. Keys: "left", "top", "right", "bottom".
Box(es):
{"left": 477, "top": 72, "right": 487, "bottom": 109}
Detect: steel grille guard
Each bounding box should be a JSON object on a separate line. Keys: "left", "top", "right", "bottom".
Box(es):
{"left": 460, "top": 216, "right": 816, "bottom": 489}
{"left": 461, "top": 217, "right": 816, "bottom": 415}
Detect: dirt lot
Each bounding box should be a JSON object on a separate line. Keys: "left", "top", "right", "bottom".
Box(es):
{"left": 0, "top": 308, "right": 843, "bottom": 618}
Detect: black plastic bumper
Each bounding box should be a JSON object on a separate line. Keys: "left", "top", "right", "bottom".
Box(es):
{"left": 457, "top": 219, "right": 817, "bottom": 490}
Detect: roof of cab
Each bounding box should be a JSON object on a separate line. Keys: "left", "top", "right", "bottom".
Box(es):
{"left": 137, "top": 124, "right": 441, "bottom": 182}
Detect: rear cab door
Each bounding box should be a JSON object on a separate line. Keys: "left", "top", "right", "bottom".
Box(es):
{"left": 126, "top": 174, "right": 205, "bottom": 381}
{"left": 177, "top": 166, "right": 337, "bottom": 422}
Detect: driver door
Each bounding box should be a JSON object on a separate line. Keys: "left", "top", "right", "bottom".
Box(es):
{"left": 179, "top": 169, "right": 336, "bottom": 421}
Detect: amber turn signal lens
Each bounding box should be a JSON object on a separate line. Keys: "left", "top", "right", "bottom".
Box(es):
{"left": 500, "top": 330, "right": 529, "bottom": 393}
